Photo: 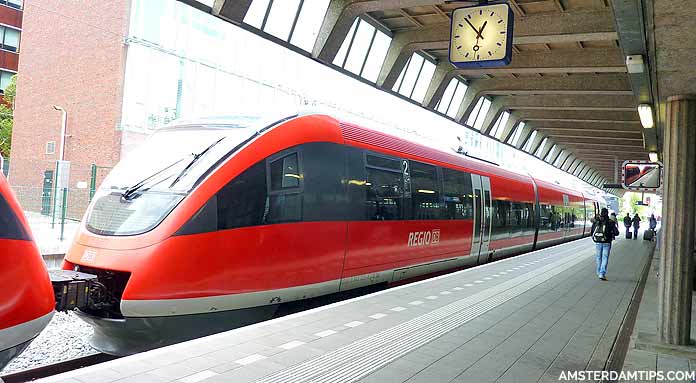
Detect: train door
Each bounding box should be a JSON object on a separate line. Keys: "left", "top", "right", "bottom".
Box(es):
{"left": 469, "top": 174, "right": 492, "bottom": 262}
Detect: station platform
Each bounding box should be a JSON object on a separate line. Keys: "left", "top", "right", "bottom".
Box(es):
{"left": 37, "top": 237, "right": 654, "bottom": 383}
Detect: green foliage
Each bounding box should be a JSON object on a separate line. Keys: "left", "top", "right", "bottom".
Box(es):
{"left": 0, "top": 75, "right": 15, "bottom": 158}
{"left": 4, "top": 74, "right": 15, "bottom": 107}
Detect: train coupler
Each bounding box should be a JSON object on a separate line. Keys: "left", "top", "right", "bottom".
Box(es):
{"left": 48, "top": 270, "right": 98, "bottom": 312}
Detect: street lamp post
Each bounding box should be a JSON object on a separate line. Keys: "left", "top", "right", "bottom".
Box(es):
{"left": 53, "top": 105, "right": 67, "bottom": 161}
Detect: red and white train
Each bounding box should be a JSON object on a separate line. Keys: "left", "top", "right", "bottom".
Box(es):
{"left": 63, "top": 114, "right": 604, "bottom": 355}
{"left": 0, "top": 173, "right": 54, "bottom": 370}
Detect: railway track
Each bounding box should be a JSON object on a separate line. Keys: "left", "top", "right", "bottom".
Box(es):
{"left": 0, "top": 353, "right": 119, "bottom": 383}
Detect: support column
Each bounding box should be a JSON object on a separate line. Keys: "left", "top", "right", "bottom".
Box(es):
{"left": 515, "top": 125, "right": 533, "bottom": 150}
{"left": 313, "top": 0, "right": 356, "bottom": 62}
{"left": 528, "top": 133, "right": 546, "bottom": 156}
{"left": 658, "top": 95, "right": 696, "bottom": 345}
{"left": 539, "top": 141, "right": 555, "bottom": 162}
{"left": 479, "top": 99, "right": 505, "bottom": 136}
{"left": 213, "top": 0, "right": 253, "bottom": 24}
{"left": 499, "top": 115, "right": 521, "bottom": 143}
{"left": 455, "top": 87, "right": 481, "bottom": 122}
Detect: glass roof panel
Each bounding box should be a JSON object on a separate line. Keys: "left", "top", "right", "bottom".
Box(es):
{"left": 264, "top": 0, "right": 301, "bottom": 41}
{"left": 243, "top": 0, "right": 270, "bottom": 29}
{"left": 361, "top": 30, "right": 391, "bottom": 83}
{"left": 411, "top": 59, "right": 435, "bottom": 103}
{"left": 290, "top": 0, "right": 331, "bottom": 52}
{"left": 344, "top": 20, "right": 375, "bottom": 75}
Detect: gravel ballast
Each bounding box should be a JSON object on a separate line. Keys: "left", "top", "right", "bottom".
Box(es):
{"left": 1, "top": 312, "right": 95, "bottom": 374}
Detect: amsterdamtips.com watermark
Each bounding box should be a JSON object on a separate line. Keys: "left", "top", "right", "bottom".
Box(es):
{"left": 559, "top": 370, "right": 696, "bottom": 381}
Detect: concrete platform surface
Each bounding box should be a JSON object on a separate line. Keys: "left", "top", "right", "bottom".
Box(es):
{"left": 36, "top": 237, "right": 654, "bottom": 383}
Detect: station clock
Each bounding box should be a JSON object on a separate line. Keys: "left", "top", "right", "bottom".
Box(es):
{"left": 449, "top": 2, "right": 514, "bottom": 68}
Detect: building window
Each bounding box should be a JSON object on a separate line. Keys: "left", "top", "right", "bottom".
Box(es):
{"left": 0, "top": 0, "right": 21, "bottom": 10}
{"left": 46, "top": 141, "right": 56, "bottom": 155}
{"left": 0, "top": 26, "right": 19, "bottom": 52}
{"left": 0, "top": 70, "right": 14, "bottom": 93}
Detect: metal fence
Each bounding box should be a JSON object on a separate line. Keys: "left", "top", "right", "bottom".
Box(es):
{"left": 7, "top": 162, "right": 111, "bottom": 255}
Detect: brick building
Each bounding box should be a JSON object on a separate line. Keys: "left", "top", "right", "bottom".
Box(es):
{"left": 0, "top": 0, "right": 21, "bottom": 176}
{"left": 9, "top": 0, "right": 129, "bottom": 215}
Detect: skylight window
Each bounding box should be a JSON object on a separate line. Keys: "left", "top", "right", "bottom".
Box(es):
{"left": 436, "top": 78, "right": 468, "bottom": 118}
{"left": 391, "top": 53, "right": 437, "bottom": 103}
{"left": 290, "top": 0, "right": 331, "bottom": 52}
{"left": 545, "top": 144, "right": 557, "bottom": 162}
{"left": 244, "top": 0, "right": 330, "bottom": 53}
{"left": 534, "top": 137, "right": 547, "bottom": 157}
{"left": 333, "top": 18, "right": 392, "bottom": 83}
{"left": 508, "top": 121, "right": 526, "bottom": 146}
{"left": 522, "top": 130, "right": 537, "bottom": 152}
{"left": 465, "top": 97, "right": 491, "bottom": 131}
{"left": 490, "top": 111, "right": 510, "bottom": 139}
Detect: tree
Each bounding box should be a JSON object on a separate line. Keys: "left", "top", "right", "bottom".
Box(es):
{"left": 0, "top": 74, "right": 16, "bottom": 158}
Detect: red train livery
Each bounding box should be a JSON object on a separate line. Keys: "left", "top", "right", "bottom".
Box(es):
{"left": 0, "top": 173, "right": 54, "bottom": 370}
{"left": 63, "top": 114, "right": 604, "bottom": 355}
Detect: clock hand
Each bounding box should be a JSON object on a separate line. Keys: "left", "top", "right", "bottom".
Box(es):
{"left": 465, "top": 18, "right": 484, "bottom": 40}
{"left": 478, "top": 20, "right": 488, "bottom": 38}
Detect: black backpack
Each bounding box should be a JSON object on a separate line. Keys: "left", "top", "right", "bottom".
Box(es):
{"left": 593, "top": 221, "right": 607, "bottom": 242}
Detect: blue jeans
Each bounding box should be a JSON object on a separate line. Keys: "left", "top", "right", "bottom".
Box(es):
{"left": 595, "top": 242, "right": 611, "bottom": 277}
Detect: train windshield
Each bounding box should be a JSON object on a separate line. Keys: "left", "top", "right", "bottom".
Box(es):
{"left": 86, "top": 117, "right": 264, "bottom": 236}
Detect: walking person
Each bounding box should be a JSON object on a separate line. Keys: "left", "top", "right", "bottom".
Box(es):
{"left": 592, "top": 208, "right": 619, "bottom": 281}
{"left": 623, "top": 213, "right": 632, "bottom": 238}
{"left": 649, "top": 214, "right": 657, "bottom": 230}
{"left": 632, "top": 213, "right": 641, "bottom": 240}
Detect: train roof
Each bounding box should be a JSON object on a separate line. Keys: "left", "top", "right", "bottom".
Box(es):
{"left": 164, "top": 113, "right": 599, "bottom": 201}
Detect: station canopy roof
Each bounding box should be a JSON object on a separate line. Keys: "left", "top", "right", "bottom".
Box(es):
{"left": 183, "top": 0, "right": 680, "bottom": 194}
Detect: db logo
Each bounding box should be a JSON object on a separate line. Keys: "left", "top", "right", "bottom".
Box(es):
{"left": 81, "top": 249, "right": 97, "bottom": 262}
{"left": 407, "top": 229, "right": 440, "bottom": 247}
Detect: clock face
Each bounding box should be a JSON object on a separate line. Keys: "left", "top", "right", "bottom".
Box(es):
{"left": 449, "top": 3, "right": 512, "bottom": 66}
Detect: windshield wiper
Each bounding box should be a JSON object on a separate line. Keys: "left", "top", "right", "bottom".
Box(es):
{"left": 169, "top": 137, "right": 225, "bottom": 189}
{"left": 121, "top": 158, "right": 185, "bottom": 201}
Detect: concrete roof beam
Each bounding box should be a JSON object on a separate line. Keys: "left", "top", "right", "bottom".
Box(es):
{"left": 213, "top": 0, "right": 254, "bottom": 23}
{"left": 454, "top": 49, "right": 626, "bottom": 77}
{"left": 499, "top": 95, "right": 638, "bottom": 116}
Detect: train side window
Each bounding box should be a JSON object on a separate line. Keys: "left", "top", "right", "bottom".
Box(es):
{"left": 217, "top": 160, "right": 267, "bottom": 230}
{"left": 0, "top": 193, "right": 29, "bottom": 240}
{"left": 267, "top": 152, "right": 302, "bottom": 223}
{"left": 270, "top": 153, "right": 300, "bottom": 190}
{"left": 365, "top": 166, "right": 403, "bottom": 220}
{"left": 442, "top": 168, "right": 473, "bottom": 220}
{"left": 492, "top": 199, "right": 511, "bottom": 239}
{"left": 410, "top": 161, "right": 442, "bottom": 220}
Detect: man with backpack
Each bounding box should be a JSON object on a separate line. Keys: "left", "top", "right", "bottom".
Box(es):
{"left": 592, "top": 208, "right": 620, "bottom": 281}
{"left": 623, "top": 213, "right": 632, "bottom": 238}
{"left": 632, "top": 214, "right": 641, "bottom": 240}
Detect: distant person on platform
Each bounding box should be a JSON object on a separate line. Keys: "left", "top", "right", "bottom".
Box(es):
{"left": 623, "top": 213, "right": 632, "bottom": 238}
{"left": 632, "top": 213, "right": 641, "bottom": 240}
{"left": 592, "top": 208, "right": 620, "bottom": 281}
{"left": 649, "top": 214, "right": 658, "bottom": 231}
